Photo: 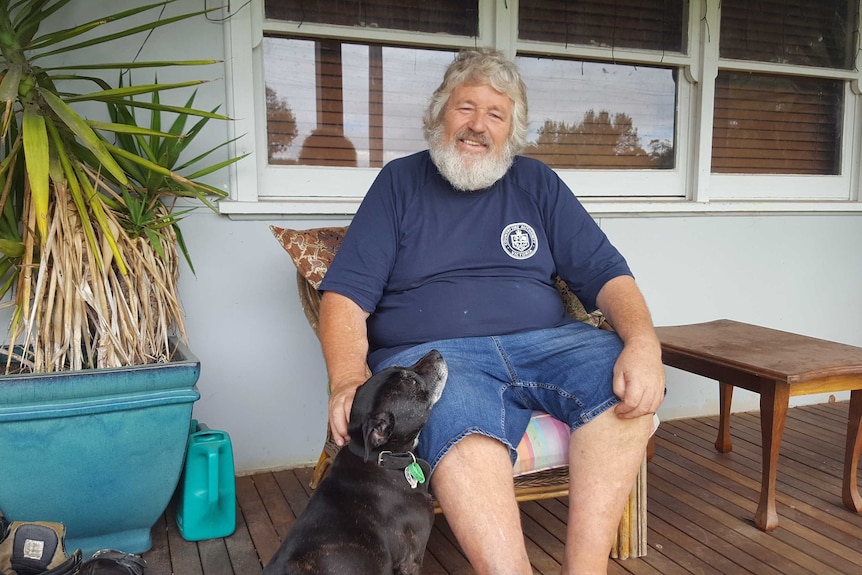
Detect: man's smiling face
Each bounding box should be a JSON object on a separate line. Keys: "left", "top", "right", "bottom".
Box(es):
{"left": 428, "top": 82, "right": 516, "bottom": 192}
{"left": 442, "top": 83, "right": 514, "bottom": 163}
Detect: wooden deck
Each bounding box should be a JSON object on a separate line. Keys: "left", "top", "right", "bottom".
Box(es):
{"left": 143, "top": 401, "right": 862, "bottom": 574}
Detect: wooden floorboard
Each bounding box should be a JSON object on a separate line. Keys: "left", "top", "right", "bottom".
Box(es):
{"left": 143, "top": 401, "right": 862, "bottom": 574}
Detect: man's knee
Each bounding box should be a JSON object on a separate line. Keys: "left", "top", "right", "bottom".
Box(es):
{"left": 574, "top": 408, "right": 653, "bottom": 453}
{"left": 436, "top": 433, "right": 512, "bottom": 474}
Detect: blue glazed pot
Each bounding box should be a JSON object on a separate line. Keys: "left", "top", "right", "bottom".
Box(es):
{"left": 0, "top": 339, "right": 200, "bottom": 557}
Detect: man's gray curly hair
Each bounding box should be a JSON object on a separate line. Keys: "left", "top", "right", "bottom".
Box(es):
{"left": 422, "top": 49, "right": 529, "bottom": 154}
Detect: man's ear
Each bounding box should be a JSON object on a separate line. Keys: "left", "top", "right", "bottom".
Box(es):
{"left": 362, "top": 412, "right": 394, "bottom": 461}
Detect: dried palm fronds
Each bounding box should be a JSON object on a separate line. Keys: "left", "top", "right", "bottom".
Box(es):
{"left": 11, "top": 172, "right": 185, "bottom": 372}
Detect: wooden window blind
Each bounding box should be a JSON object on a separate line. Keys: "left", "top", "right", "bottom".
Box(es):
{"left": 712, "top": 3, "right": 852, "bottom": 175}
{"left": 719, "top": 0, "right": 855, "bottom": 69}
{"left": 264, "top": 0, "right": 479, "bottom": 37}
{"left": 712, "top": 72, "right": 842, "bottom": 175}
{"left": 518, "top": 0, "right": 686, "bottom": 53}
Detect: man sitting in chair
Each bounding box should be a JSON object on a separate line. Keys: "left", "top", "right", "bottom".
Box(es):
{"left": 318, "top": 48, "right": 665, "bottom": 575}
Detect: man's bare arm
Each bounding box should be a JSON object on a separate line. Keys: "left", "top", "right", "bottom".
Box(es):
{"left": 319, "top": 291, "right": 372, "bottom": 445}
{"left": 595, "top": 275, "right": 665, "bottom": 418}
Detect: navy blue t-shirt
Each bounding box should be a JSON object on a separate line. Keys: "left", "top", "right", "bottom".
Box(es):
{"left": 319, "top": 151, "right": 632, "bottom": 366}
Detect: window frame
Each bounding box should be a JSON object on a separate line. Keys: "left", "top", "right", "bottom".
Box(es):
{"left": 220, "top": 0, "right": 862, "bottom": 217}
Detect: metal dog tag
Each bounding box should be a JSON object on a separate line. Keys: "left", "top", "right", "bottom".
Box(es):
{"left": 404, "top": 466, "right": 418, "bottom": 488}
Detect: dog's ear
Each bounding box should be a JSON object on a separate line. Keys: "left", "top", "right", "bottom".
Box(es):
{"left": 362, "top": 412, "right": 394, "bottom": 462}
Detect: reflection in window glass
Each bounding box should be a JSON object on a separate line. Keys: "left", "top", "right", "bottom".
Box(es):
{"left": 518, "top": 57, "right": 676, "bottom": 169}
{"left": 519, "top": 0, "right": 686, "bottom": 53}
{"left": 263, "top": 37, "right": 456, "bottom": 167}
{"left": 264, "top": 0, "right": 478, "bottom": 36}
{"left": 720, "top": 0, "right": 856, "bottom": 69}
{"left": 712, "top": 72, "right": 842, "bottom": 175}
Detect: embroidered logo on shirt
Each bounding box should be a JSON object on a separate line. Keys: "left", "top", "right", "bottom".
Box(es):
{"left": 501, "top": 222, "right": 538, "bottom": 260}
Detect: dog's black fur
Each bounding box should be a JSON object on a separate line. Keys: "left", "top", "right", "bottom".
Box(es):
{"left": 261, "top": 350, "right": 448, "bottom": 575}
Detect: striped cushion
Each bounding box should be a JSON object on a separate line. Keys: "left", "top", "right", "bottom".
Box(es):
{"left": 513, "top": 412, "right": 571, "bottom": 476}
{"left": 513, "top": 411, "right": 660, "bottom": 476}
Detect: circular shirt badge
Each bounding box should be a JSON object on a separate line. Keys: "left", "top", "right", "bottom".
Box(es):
{"left": 501, "top": 222, "right": 538, "bottom": 260}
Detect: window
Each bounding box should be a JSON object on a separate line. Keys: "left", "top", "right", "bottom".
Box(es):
{"left": 518, "top": 57, "right": 678, "bottom": 170}
{"left": 712, "top": 0, "right": 852, "bottom": 176}
{"left": 263, "top": 0, "right": 479, "bottom": 36}
{"left": 221, "top": 1, "right": 862, "bottom": 216}
{"left": 264, "top": 39, "right": 457, "bottom": 169}
{"left": 706, "top": 0, "right": 858, "bottom": 200}
{"left": 712, "top": 73, "right": 842, "bottom": 175}
{"left": 518, "top": 0, "right": 685, "bottom": 52}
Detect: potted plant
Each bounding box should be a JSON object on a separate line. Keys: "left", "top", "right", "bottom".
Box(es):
{"left": 0, "top": 0, "right": 244, "bottom": 556}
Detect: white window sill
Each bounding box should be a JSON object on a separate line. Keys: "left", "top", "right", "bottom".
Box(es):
{"left": 218, "top": 198, "right": 862, "bottom": 219}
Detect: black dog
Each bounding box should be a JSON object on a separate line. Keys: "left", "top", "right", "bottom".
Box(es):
{"left": 262, "top": 349, "right": 448, "bottom": 575}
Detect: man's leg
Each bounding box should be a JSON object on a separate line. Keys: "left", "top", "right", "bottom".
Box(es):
{"left": 562, "top": 409, "right": 652, "bottom": 575}
{"left": 432, "top": 434, "right": 533, "bottom": 575}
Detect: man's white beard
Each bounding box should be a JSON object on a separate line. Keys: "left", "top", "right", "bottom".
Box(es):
{"left": 428, "top": 127, "right": 515, "bottom": 192}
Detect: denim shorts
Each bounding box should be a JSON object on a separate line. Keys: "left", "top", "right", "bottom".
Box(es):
{"left": 369, "top": 321, "right": 624, "bottom": 473}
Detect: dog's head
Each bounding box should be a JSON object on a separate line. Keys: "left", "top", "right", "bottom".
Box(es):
{"left": 347, "top": 349, "right": 447, "bottom": 460}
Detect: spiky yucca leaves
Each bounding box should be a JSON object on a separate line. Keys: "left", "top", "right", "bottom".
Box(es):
{"left": 0, "top": 0, "right": 244, "bottom": 372}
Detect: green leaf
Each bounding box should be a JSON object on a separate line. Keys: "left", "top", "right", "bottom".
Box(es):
{"left": 144, "top": 227, "right": 167, "bottom": 261}
{"left": 0, "top": 238, "right": 24, "bottom": 257}
{"left": 38, "top": 87, "right": 128, "bottom": 185}
{"left": 46, "top": 117, "right": 105, "bottom": 273}
{"left": 31, "top": 3, "right": 217, "bottom": 58}
{"left": 104, "top": 141, "right": 176, "bottom": 179}
{"left": 63, "top": 80, "right": 208, "bottom": 104}
{"left": 43, "top": 60, "right": 220, "bottom": 71}
{"left": 184, "top": 152, "right": 248, "bottom": 183}
{"left": 176, "top": 134, "right": 238, "bottom": 172}
{"left": 22, "top": 108, "right": 49, "bottom": 243}
{"left": 0, "top": 65, "right": 23, "bottom": 137}
{"left": 12, "top": 0, "right": 62, "bottom": 47}
{"left": 87, "top": 119, "right": 180, "bottom": 139}
{"left": 173, "top": 222, "right": 195, "bottom": 275}
{"left": 75, "top": 161, "right": 126, "bottom": 276}
{"left": 0, "top": 64, "right": 23, "bottom": 101}
{"left": 0, "top": 257, "right": 18, "bottom": 300}
{"left": 11, "top": 0, "right": 67, "bottom": 31}
{"left": 88, "top": 97, "right": 231, "bottom": 121}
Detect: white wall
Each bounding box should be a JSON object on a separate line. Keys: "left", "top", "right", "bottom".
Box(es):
{"left": 28, "top": 1, "right": 862, "bottom": 474}
{"left": 177, "top": 212, "right": 862, "bottom": 473}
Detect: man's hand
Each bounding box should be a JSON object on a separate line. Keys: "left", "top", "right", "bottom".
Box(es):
{"left": 612, "top": 335, "right": 665, "bottom": 418}
{"left": 328, "top": 379, "right": 363, "bottom": 446}
{"left": 594, "top": 275, "right": 666, "bottom": 419}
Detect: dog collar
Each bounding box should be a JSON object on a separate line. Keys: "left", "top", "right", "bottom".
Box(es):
{"left": 347, "top": 444, "right": 431, "bottom": 489}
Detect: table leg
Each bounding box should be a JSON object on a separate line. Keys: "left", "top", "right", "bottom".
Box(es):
{"left": 843, "top": 388, "right": 862, "bottom": 512}
{"left": 716, "top": 382, "right": 734, "bottom": 453}
{"left": 756, "top": 382, "right": 789, "bottom": 532}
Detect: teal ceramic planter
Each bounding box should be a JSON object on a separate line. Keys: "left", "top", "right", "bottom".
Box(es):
{"left": 0, "top": 340, "right": 200, "bottom": 557}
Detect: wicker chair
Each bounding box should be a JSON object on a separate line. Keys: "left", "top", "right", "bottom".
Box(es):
{"left": 272, "top": 225, "right": 653, "bottom": 559}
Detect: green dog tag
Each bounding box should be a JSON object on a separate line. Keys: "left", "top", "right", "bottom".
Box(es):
{"left": 405, "top": 461, "right": 426, "bottom": 488}
{"left": 408, "top": 461, "right": 426, "bottom": 483}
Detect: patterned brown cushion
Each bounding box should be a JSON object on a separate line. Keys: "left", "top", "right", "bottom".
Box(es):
{"left": 554, "top": 276, "right": 607, "bottom": 328}
{"left": 270, "top": 226, "right": 348, "bottom": 289}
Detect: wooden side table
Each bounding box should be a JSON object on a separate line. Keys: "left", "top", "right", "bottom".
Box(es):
{"left": 654, "top": 319, "right": 862, "bottom": 531}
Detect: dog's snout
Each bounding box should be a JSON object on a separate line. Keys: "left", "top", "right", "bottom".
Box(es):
{"left": 409, "top": 350, "right": 447, "bottom": 407}
{"left": 425, "top": 349, "right": 443, "bottom": 362}
{"left": 410, "top": 349, "right": 447, "bottom": 384}
{"left": 412, "top": 349, "right": 445, "bottom": 372}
